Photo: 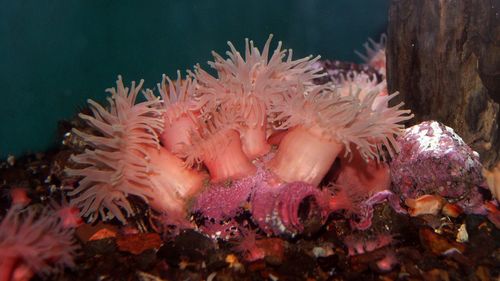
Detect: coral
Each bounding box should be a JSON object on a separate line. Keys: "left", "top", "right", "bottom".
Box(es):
{"left": 0, "top": 206, "right": 78, "bottom": 280}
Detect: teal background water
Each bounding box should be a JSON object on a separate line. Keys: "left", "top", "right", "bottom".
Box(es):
{"left": 0, "top": 0, "right": 389, "bottom": 158}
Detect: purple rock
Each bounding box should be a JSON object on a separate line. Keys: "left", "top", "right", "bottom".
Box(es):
{"left": 390, "top": 121, "right": 485, "bottom": 213}
{"left": 191, "top": 171, "right": 260, "bottom": 239}
{"left": 191, "top": 167, "right": 330, "bottom": 238}
{"left": 192, "top": 178, "right": 254, "bottom": 220}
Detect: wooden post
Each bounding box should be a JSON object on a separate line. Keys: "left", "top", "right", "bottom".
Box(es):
{"left": 387, "top": 0, "right": 500, "bottom": 168}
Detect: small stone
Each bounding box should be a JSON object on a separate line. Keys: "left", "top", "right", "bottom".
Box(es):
{"left": 225, "top": 254, "right": 244, "bottom": 271}
{"left": 256, "top": 238, "right": 285, "bottom": 264}
{"left": 475, "top": 266, "right": 492, "bottom": 281}
{"left": 442, "top": 203, "right": 463, "bottom": 218}
{"left": 456, "top": 224, "right": 468, "bottom": 243}
{"left": 86, "top": 226, "right": 117, "bottom": 241}
{"left": 312, "top": 246, "right": 334, "bottom": 258}
{"left": 419, "top": 227, "right": 465, "bottom": 256}
{"left": 7, "top": 155, "right": 15, "bottom": 166}
{"left": 405, "top": 195, "right": 445, "bottom": 217}
{"left": 116, "top": 233, "right": 162, "bottom": 255}
{"left": 423, "top": 268, "right": 450, "bottom": 281}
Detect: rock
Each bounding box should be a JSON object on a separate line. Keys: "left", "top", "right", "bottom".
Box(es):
{"left": 391, "top": 121, "right": 485, "bottom": 214}
{"left": 116, "top": 233, "right": 162, "bottom": 255}
{"left": 419, "top": 227, "right": 466, "bottom": 256}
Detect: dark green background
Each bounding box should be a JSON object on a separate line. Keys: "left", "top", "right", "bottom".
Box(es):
{"left": 0, "top": 0, "right": 389, "bottom": 158}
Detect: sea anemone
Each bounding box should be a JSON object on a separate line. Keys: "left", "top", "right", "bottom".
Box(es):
{"left": 231, "top": 229, "right": 265, "bottom": 262}
{"left": 335, "top": 148, "right": 391, "bottom": 198}
{"left": 177, "top": 103, "right": 256, "bottom": 182}
{"left": 193, "top": 35, "right": 324, "bottom": 160}
{"left": 5, "top": 187, "right": 31, "bottom": 207}
{"left": 66, "top": 76, "right": 205, "bottom": 224}
{"left": 343, "top": 233, "right": 393, "bottom": 256}
{"left": 355, "top": 34, "right": 387, "bottom": 77}
{"left": 155, "top": 71, "right": 201, "bottom": 154}
{"left": 0, "top": 206, "right": 78, "bottom": 280}
{"left": 268, "top": 83, "right": 412, "bottom": 186}
{"left": 49, "top": 196, "right": 83, "bottom": 229}
{"left": 335, "top": 71, "right": 388, "bottom": 111}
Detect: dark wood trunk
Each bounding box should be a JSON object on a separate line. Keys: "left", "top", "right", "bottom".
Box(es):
{"left": 387, "top": 0, "right": 500, "bottom": 168}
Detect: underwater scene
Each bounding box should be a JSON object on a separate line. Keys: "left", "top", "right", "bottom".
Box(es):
{"left": 0, "top": 1, "right": 499, "bottom": 280}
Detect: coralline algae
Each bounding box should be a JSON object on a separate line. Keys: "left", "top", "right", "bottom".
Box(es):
{"left": 192, "top": 167, "right": 330, "bottom": 238}
{"left": 390, "top": 121, "right": 485, "bottom": 213}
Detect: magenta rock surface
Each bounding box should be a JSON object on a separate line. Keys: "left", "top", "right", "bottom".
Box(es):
{"left": 390, "top": 121, "right": 485, "bottom": 213}
{"left": 193, "top": 178, "right": 254, "bottom": 220}
{"left": 192, "top": 167, "right": 330, "bottom": 237}
{"left": 191, "top": 171, "right": 260, "bottom": 239}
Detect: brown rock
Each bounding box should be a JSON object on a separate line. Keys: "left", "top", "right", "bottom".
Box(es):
{"left": 76, "top": 222, "right": 118, "bottom": 242}
{"left": 255, "top": 238, "right": 285, "bottom": 265}
{"left": 116, "top": 233, "right": 162, "bottom": 255}
{"left": 423, "top": 268, "right": 450, "bottom": 281}
{"left": 419, "top": 227, "right": 466, "bottom": 256}
{"left": 475, "top": 265, "right": 492, "bottom": 281}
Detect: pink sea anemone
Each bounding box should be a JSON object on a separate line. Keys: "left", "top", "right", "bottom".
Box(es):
{"left": 176, "top": 103, "right": 256, "bottom": 182}
{"left": 355, "top": 34, "right": 387, "bottom": 77}
{"left": 343, "top": 233, "right": 393, "bottom": 256}
{"left": 0, "top": 206, "right": 78, "bottom": 281}
{"left": 155, "top": 71, "right": 201, "bottom": 154}
{"left": 231, "top": 229, "right": 265, "bottom": 262}
{"left": 5, "top": 187, "right": 31, "bottom": 207}
{"left": 334, "top": 71, "right": 388, "bottom": 111}
{"left": 49, "top": 197, "right": 83, "bottom": 229}
{"left": 193, "top": 35, "right": 324, "bottom": 160}
{"left": 65, "top": 35, "right": 413, "bottom": 238}
{"left": 66, "top": 76, "right": 205, "bottom": 224}
{"left": 268, "top": 83, "right": 412, "bottom": 186}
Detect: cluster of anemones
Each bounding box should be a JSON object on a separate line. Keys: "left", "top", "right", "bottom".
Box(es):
{"left": 65, "top": 35, "right": 412, "bottom": 235}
